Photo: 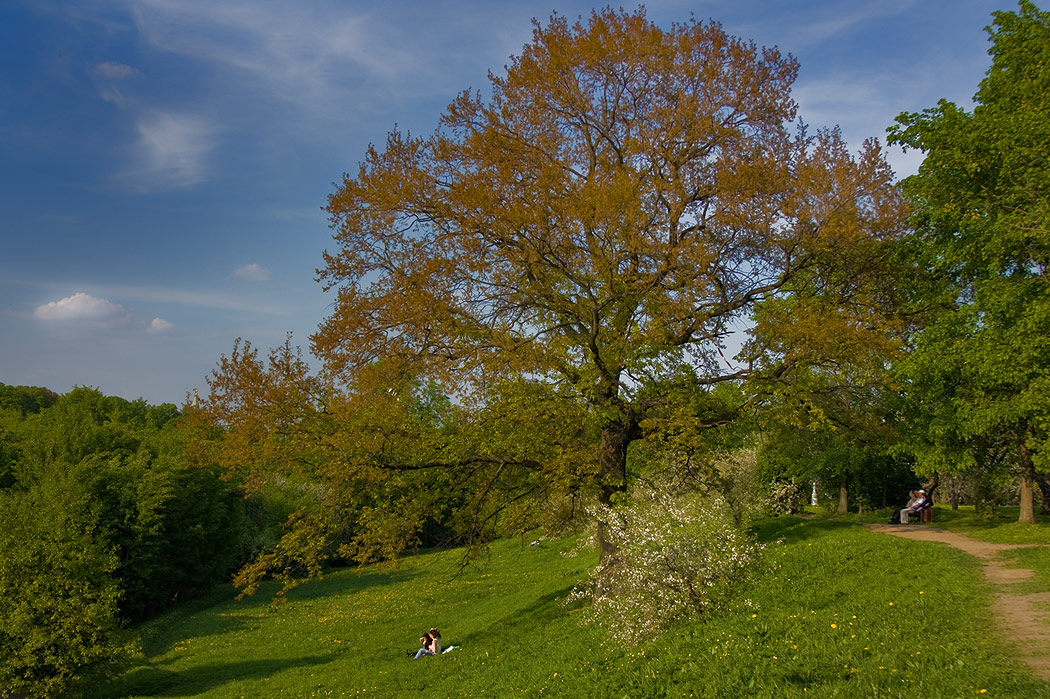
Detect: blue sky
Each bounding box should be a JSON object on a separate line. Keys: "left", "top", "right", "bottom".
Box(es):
{"left": 1, "top": 0, "right": 1009, "bottom": 405}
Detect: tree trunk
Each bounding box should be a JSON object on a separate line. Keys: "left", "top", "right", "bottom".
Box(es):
{"left": 1019, "top": 443, "right": 1037, "bottom": 524}
{"left": 1034, "top": 472, "right": 1050, "bottom": 516}
{"left": 596, "top": 419, "right": 631, "bottom": 564}
{"left": 972, "top": 477, "right": 987, "bottom": 514}
{"left": 837, "top": 476, "right": 849, "bottom": 515}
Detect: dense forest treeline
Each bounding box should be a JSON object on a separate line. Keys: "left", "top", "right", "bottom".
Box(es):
{"left": 0, "top": 384, "right": 273, "bottom": 695}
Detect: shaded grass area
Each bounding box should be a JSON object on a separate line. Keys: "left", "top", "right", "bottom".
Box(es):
{"left": 89, "top": 518, "right": 1050, "bottom": 698}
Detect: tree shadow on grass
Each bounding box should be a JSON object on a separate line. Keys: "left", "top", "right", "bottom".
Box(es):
{"left": 141, "top": 567, "right": 419, "bottom": 657}
{"left": 449, "top": 584, "right": 579, "bottom": 651}
{"left": 751, "top": 515, "right": 854, "bottom": 546}
{"left": 280, "top": 567, "right": 418, "bottom": 604}
{"left": 96, "top": 653, "right": 337, "bottom": 697}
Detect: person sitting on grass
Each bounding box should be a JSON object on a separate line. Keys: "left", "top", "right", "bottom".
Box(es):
{"left": 410, "top": 628, "right": 458, "bottom": 658}
{"left": 428, "top": 628, "right": 442, "bottom": 654}
{"left": 413, "top": 634, "right": 435, "bottom": 660}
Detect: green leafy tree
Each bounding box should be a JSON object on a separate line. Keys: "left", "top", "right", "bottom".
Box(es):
{"left": 0, "top": 469, "right": 137, "bottom": 698}
{"left": 314, "top": 7, "right": 906, "bottom": 561}
{"left": 2, "top": 386, "right": 253, "bottom": 628}
{"left": 0, "top": 382, "right": 59, "bottom": 416}
{"left": 26, "top": 389, "right": 252, "bottom": 620}
{"left": 85, "top": 432, "right": 251, "bottom": 620}
{"left": 889, "top": 1, "right": 1050, "bottom": 522}
{"left": 0, "top": 410, "right": 20, "bottom": 489}
{"left": 755, "top": 353, "right": 917, "bottom": 514}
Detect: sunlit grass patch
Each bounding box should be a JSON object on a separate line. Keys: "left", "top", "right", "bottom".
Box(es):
{"left": 91, "top": 518, "right": 1050, "bottom": 698}
{"left": 932, "top": 506, "right": 1050, "bottom": 545}
{"left": 619, "top": 517, "right": 1045, "bottom": 697}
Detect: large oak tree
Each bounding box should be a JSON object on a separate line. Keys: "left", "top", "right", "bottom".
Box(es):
{"left": 315, "top": 8, "right": 906, "bottom": 559}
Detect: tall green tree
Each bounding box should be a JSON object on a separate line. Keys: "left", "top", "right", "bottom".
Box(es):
{"left": 0, "top": 469, "right": 136, "bottom": 698}
{"left": 14, "top": 388, "right": 252, "bottom": 620}
{"left": 315, "top": 7, "right": 907, "bottom": 561}
{"left": 889, "top": 1, "right": 1050, "bottom": 522}
{"left": 754, "top": 348, "right": 914, "bottom": 514}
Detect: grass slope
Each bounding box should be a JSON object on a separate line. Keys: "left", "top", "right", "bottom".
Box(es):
{"left": 90, "top": 516, "right": 1050, "bottom": 698}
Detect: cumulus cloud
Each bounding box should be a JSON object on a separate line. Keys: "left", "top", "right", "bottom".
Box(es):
{"left": 34, "top": 292, "right": 127, "bottom": 322}
{"left": 148, "top": 317, "right": 175, "bottom": 334}
{"left": 234, "top": 263, "right": 271, "bottom": 281}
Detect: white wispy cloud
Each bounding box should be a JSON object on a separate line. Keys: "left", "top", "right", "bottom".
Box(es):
{"left": 235, "top": 263, "right": 271, "bottom": 281}
{"left": 130, "top": 0, "right": 417, "bottom": 105}
{"left": 92, "top": 283, "right": 291, "bottom": 316}
{"left": 34, "top": 292, "right": 128, "bottom": 322}
{"left": 90, "top": 55, "right": 216, "bottom": 190}
{"left": 96, "top": 61, "right": 139, "bottom": 80}
{"left": 122, "top": 110, "right": 217, "bottom": 190}
{"left": 94, "top": 60, "right": 139, "bottom": 106}
{"left": 148, "top": 317, "right": 175, "bottom": 334}
{"left": 776, "top": 0, "right": 916, "bottom": 49}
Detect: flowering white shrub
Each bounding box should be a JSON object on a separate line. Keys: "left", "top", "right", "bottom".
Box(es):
{"left": 764, "top": 478, "right": 808, "bottom": 516}
{"left": 565, "top": 490, "right": 765, "bottom": 642}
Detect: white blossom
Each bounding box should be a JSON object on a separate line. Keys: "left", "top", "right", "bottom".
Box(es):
{"left": 565, "top": 490, "right": 767, "bottom": 643}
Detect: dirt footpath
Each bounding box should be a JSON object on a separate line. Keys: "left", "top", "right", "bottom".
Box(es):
{"left": 866, "top": 523, "right": 1050, "bottom": 681}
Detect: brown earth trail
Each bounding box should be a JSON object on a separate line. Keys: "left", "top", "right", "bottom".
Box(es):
{"left": 865, "top": 523, "right": 1050, "bottom": 681}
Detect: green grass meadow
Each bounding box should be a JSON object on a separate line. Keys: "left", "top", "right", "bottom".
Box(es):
{"left": 89, "top": 513, "right": 1050, "bottom": 698}
{"left": 860, "top": 505, "right": 1050, "bottom": 595}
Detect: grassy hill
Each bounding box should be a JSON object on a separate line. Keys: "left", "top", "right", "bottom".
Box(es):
{"left": 89, "top": 512, "right": 1050, "bottom": 698}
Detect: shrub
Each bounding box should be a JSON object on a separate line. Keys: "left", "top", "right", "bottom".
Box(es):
{"left": 764, "top": 478, "right": 809, "bottom": 516}
{"left": 566, "top": 490, "right": 765, "bottom": 642}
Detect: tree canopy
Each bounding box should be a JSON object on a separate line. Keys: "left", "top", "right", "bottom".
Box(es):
{"left": 889, "top": 0, "right": 1050, "bottom": 522}
{"left": 312, "top": 7, "right": 907, "bottom": 559}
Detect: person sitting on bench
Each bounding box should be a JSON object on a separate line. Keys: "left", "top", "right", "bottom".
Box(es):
{"left": 899, "top": 489, "right": 929, "bottom": 524}
{"left": 890, "top": 490, "right": 920, "bottom": 524}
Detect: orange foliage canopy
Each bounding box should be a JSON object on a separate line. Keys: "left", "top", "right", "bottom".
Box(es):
{"left": 317, "top": 7, "right": 905, "bottom": 529}
{"left": 195, "top": 9, "right": 908, "bottom": 584}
